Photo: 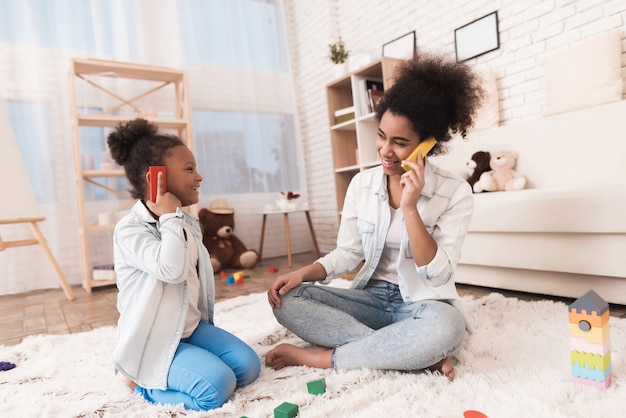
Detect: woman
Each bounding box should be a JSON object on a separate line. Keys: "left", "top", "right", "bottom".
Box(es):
{"left": 266, "top": 53, "right": 483, "bottom": 380}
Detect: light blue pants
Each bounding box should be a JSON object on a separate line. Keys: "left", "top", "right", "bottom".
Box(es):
{"left": 135, "top": 321, "right": 260, "bottom": 411}
{"left": 273, "top": 280, "right": 466, "bottom": 370}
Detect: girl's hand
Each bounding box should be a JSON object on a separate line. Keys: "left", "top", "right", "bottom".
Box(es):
{"left": 400, "top": 152, "right": 426, "bottom": 208}
{"left": 267, "top": 271, "right": 304, "bottom": 309}
{"left": 146, "top": 172, "right": 181, "bottom": 216}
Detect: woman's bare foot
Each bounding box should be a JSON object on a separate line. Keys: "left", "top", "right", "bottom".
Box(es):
{"left": 124, "top": 378, "right": 137, "bottom": 391}
{"left": 427, "top": 357, "right": 455, "bottom": 381}
{"left": 265, "top": 343, "right": 333, "bottom": 370}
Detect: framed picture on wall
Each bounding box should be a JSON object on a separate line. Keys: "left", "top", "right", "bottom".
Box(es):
{"left": 455, "top": 11, "right": 500, "bottom": 62}
{"left": 382, "top": 31, "right": 416, "bottom": 60}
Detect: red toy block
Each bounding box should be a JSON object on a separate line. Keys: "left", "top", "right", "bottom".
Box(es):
{"left": 464, "top": 411, "right": 488, "bottom": 418}
{"left": 268, "top": 266, "right": 279, "bottom": 273}
{"left": 220, "top": 271, "right": 228, "bottom": 279}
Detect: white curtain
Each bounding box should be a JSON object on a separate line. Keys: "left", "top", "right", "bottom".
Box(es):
{"left": 0, "top": 0, "right": 306, "bottom": 295}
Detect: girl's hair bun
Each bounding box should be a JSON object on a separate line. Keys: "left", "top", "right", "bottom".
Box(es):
{"left": 107, "top": 118, "right": 158, "bottom": 166}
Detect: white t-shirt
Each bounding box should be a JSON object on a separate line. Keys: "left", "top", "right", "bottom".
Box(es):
{"left": 182, "top": 229, "right": 201, "bottom": 338}
{"left": 372, "top": 206, "right": 402, "bottom": 284}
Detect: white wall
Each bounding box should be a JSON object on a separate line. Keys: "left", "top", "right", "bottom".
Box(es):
{"left": 287, "top": 0, "right": 626, "bottom": 253}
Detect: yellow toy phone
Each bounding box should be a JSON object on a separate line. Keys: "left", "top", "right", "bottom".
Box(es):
{"left": 401, "top": 137, "right": 437, "bottom": 172}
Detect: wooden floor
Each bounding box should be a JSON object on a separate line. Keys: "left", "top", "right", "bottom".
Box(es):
{"left": 1, "top": 251, "right": 625, "bottom": 347}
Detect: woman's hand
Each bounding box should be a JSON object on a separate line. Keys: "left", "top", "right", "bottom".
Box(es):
{"left": 399, "top": 153, "right": 426, "bottom": 209}
{"left": 267, "top": 271, "right": 303, "bottom": 309}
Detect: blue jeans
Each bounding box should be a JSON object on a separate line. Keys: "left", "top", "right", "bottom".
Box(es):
{"left": 135, "top": 321, "right": 260, "bottom": 411}
{"left": 273, "top": 280, "right": 466, "bottom": 370}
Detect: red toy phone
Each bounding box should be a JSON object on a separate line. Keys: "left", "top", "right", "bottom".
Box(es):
{"left": 149, "top": 166, "right": 167, "bottom": 202}
{"left": 401, "top": 137, "right": 437, "bottom": 172}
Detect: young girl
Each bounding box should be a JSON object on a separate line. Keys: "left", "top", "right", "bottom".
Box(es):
{"left": 108, "top": 118, "right": 260, "bottom": 411}
{"left": 266, "top": 53, "right": 484, "bottom": 380}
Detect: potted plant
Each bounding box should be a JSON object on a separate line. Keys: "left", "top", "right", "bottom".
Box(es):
{"left": 328, "top": 37, "right": 350, "bottom": 64}
{"left": 328, "top": 37, "right": 350, "bottom": 77}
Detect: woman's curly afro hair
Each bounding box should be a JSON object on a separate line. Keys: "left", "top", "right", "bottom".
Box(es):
{"left": 376, "top": 53, "right": 484, "bottom": 155}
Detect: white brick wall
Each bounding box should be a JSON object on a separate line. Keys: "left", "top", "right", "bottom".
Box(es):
{"left": 289, "top": 0, "right": 626, "bottom": 254}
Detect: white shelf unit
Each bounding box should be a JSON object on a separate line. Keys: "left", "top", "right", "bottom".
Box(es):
{"left": 68, "top": 58, "right": 192, "bottom": 292}
{"left": 326, "top": 57, "right": 404, "bottom": 214}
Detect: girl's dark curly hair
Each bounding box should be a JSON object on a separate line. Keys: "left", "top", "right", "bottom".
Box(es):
{"left": 376, "top": 53, "right": 484, "bottom": 155}
{"left": 107, "top": 118, "right": 184, "bottom": 199}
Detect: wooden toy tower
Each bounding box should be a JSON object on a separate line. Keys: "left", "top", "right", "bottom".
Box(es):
{"left": 568, "top": 289, "right": 611, "bottom": 389}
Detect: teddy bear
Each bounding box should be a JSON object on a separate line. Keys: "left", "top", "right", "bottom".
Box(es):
{"left": 465, "top": 150, "right": 492, "bottom": 192}
{"left": 198, "top": 199, "right": 259, "bottom": 273}
{"left": 473, "top": 150, "right": 527, "bottom": 192}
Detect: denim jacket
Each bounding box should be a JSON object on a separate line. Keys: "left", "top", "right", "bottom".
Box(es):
{"left": 316, "top": 162, "right": 473, "bottom": 327}
{"left": 112, "top": 200, "right": 215, "bottom": 389}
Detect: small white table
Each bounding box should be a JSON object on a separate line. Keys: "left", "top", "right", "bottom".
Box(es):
{"left": 258, "top": 208, "right": 321, "bottom": 267}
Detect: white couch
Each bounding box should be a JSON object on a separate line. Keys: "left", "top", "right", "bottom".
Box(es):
{"left": 431, "top": 100, "right": 626, "bottom": 305}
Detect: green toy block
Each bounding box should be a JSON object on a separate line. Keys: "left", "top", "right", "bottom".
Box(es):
{"left": 274, "top": 401, "right": 298, "bottom": 418}
{"left": 307, "top": 378, "right": 326, "bottom": 395}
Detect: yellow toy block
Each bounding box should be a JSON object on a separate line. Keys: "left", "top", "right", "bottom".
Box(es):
{"left": 568, "top": 322, "right": 609, "bottom": 344}
{"left": 570, "top": 350, "right": 612, "bottom": 372}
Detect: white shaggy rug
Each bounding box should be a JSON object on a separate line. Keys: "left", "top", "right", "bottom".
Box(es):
{"left": 1, "top": 281, "right": 625, "bottom": 418}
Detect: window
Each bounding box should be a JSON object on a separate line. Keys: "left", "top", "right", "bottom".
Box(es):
{"left": 5, "top": 101, "right": 56, "bottom": 203}
{"left": 179, "top": 0, "right": 304, "bottom": 199}
{"left": 193, "top": 110, "right": 300, "bottom": 195}
{"left": 178, "top": 0, "right": 288, "bottom": 71}
{"left": 0, "top": 0, "right": 137, "bottom": 56}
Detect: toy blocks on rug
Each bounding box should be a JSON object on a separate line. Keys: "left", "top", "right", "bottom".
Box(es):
{"left": 274, "top": 401, "right": 298, "bottom": 418}
{"left": 306, "top": 378, "right": 326, "bottom": 395}
{"left": 568, "top": 289, "right": 611, "bottom": 389}
{"left": 225, "top": 270, "right": 249, "bottom": 285}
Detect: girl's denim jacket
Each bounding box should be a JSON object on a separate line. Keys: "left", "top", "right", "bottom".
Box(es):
{"left": 112, "top": 200, "right": 215, "bottom": 389}
{"left": 316, "top": 162, "right": 473, "bottom": 328}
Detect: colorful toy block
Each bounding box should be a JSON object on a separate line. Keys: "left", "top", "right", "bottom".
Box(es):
{"left": 220, "top": 271, "right": 228, "bottom": 279}
{"left": 226, "top": 276, "right": 235, "bottom": 285}
{"left": 268, "top": 266, "right": 279, "bottom": 273}
{"left": 274, "top": 401, "right": 298, "bottom": 418}
{"left": 463, "top": 411, "right": 488, "bottom": 418}
{"left": 234, "top": 270, "right": 245, "bottom": 285}
{"left": 307, "top": 378, "right": 326, "bottom": 395}
{"left": 568, "top": 289, "right": 611, "bottom": 389}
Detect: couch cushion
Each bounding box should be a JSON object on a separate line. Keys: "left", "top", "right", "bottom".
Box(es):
{"left": 544, "top": 30, "right": 623, "bottom": 116}
{"left": 430, "top": 100, "right": 626, "bottom": 190}
{"left": 469, "top": 185, "right": 626, "bottom": 233}
{"left": 471, "top": 66, "right": 499, "bottom": 131}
